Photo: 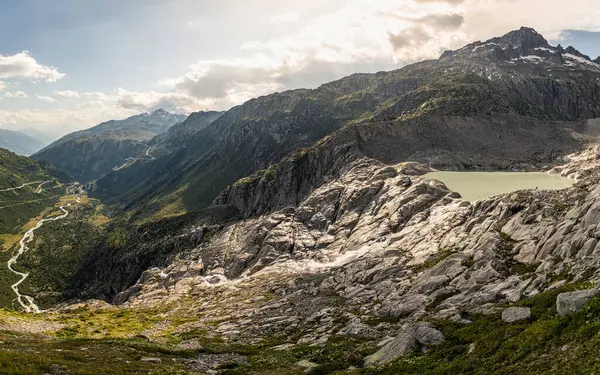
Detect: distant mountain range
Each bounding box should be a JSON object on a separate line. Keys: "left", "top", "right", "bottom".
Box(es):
{"left": 33, "top": 109, "right": 187, "bottom": 182}
{"left": 0, "top": 128, "right": 47, "bottom": 156}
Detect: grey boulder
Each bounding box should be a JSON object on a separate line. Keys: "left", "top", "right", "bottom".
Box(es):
{"left": 502, "top": 307, "right": 531, "bottom": 323}
{"left": 556, "top": 288, "right": 599, "bottom": 316}
{"left": 364, "top": 322, "right": 444, "bottom": 366}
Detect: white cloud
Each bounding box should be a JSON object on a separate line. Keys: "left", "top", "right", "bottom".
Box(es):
{"left": 271, "top": 13, "right": 300, "bottom": 24}
{"left": 3, "top": 91, "right": 28, "bottom": 99}
{"left": 53, "top": 90, "right": 80, "bottom": 98}
{"left": 6, "top": 0, "right": 600, "bottom": 135}
{"left": 53, "top": 90, "right": 108, "bottom": 100}
{"left": 0, "top": 51, "right": 64, "bottom": 83}
{"left": 115, "top": 88, "right": 206, "bottom": 113}
{"left": 36, "top": 95, "right": 58, "bottom": 103}
{"left": 151, "top": 0, "right": 600, "bottom": 112}
{"left": 77, "top": 100, "right": 106, "bottom": 109}
{"left": 0, "top": 105, "right": 139, "bottom": 138}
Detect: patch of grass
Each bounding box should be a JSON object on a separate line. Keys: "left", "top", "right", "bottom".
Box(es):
{"left": 411, "top": 249, "right": 455, "bottom": 273}
{"left": 361, "top": 284, "right": 600, "bottom": 375}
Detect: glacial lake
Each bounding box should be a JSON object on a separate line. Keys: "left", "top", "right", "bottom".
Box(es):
{"left": 424, "top": 171, "right": 574, "bottom": 202}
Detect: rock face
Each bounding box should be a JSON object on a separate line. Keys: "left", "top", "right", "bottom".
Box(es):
{"left": 502, "top": 307, "right": 531, "bottom": 323}
{"left": 77, "top": 139, "right": 600, "bottom": 347}
{"left": 215, "top": 114, "right": 594, "bottom": 218}
{"left": 365, "top": 322, "right": 444, "bottom": 366}
{"left": 556, "top": 289, "right": 599, "bottom": 316}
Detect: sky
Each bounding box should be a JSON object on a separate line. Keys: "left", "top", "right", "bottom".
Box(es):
{"left": 0, "top": 0, "right": 599, "bottom": 138}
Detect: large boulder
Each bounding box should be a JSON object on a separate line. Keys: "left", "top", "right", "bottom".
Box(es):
{"left": 364, "top": 322, "right": 444, "bottom": 366}
{"left": 502, "top": 307, "right": 531, "bottom": 323}
{"left": 556, "top": 288, "right": 599, "bottom": 316}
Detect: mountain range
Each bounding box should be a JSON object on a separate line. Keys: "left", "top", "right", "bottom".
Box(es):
{"left": 88, "top": 27, "right": 600, "bottom": 221}
{"left": 3, "top": 27, "right": 600, "bottom": 374}
{"left": 0, "top": 128, "right": 47, "bottom": 156}
{"left": 33, "top": 109, "right": 187, "bottom": 182}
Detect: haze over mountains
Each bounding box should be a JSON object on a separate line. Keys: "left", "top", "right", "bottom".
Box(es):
{"left": 4, "top": 25, "right": 600, "bottom": 374}
{"left": 0, "top": 128, "right": 47, "bottom": 156}
{"left": 33, "top": 109, "right": 187, "bottom": 182}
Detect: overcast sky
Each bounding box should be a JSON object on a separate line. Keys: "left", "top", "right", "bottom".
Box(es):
{"left": 0, "top": 0, "right": 599, "bottom": 137}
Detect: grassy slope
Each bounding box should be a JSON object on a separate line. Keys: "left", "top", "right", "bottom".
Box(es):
{"left": 0, "top": 282, "right": 597, "bottom": 375}
{"left": 0, "top": 148, "right": 71, "bottom": 236}
{"left": 17, "top": 196, "right": 107, "bottom": 308}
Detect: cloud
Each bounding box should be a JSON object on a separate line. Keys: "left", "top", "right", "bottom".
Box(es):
{"left": 53, "top": 90, "right": 80, "bottom": 98}
{"left": 76, "top": 100, "right": 106, "bottom": 109}
{"left": 53, "top": 90, "right": 108, "bottom": 100}
{"left": 388, "top": 13, "right": 465, "bottom": 54}
{"left": 414, "top": 0, "right": 465, "bottom": 4}
{"left": 3, "top": 91, "right": 28, "bottom": 99}
{"left": 157, "top": 1, "right": 468, "bottom": 110}
{"left": 36, "top": 95, "right": 58, "bottom": 103}
{"left": 155, "top": 0, "right": 600, "bottom": 113}
{"left": 0, "top": 104, "right": 140, "bottom": 138}
{"left": 0, "top": 51, "right": 64, "bottom": 82}
{"left": 8, "top": 0, "right": 600, "bottom": 136}
{"left": 115, "top": 88, "right": 207, "bottom": 113}
{"left": 271, "top": 13, "right": 300, "bottom": 24}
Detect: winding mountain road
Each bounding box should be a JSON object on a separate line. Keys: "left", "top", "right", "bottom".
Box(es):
{"left": 112, "top": 145, "right": 156, "bottom": 171}
{"left": 0, "top": 181, "right": 51, "bottom": 193}
{"left": 145, "top": 146, "right": 156, "bottom": 160}
{"left": 7, "top": 185, "right": 81, "bottom": 313}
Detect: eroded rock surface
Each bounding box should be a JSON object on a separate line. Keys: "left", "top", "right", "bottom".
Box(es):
{"left": 108, "top": 144, "right": 600, "bottom": 349}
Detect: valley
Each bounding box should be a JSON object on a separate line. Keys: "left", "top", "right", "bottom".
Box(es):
{"left": 2, "top": 26, "right": 600, "bottom": 375}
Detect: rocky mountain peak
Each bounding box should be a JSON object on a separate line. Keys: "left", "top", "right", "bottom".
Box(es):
{"left": 438, "top": 27, "right": 600, "bottom": 74}
{"left": 495, "top": 26, "right": 549, "bottom": 53}
{"left": 595, "top": 57, "right": 600, "bottom": 64}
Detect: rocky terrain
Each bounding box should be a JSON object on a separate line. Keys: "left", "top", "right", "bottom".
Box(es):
{"left": 33, "top": 109, "right": 187, "bottom": 182}
{"left": 51, "top": 137, "right": 600, "bottom": 374}
{"left": 4, "top": 27, "right": 600, "bottom": 374}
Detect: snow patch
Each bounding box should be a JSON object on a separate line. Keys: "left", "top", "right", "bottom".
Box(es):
{"left": 563, "top": 53, "right": 600, "bottom": 68}
{"left": 472, "top": 42, "right": 499, "bottom": 52}
{"left": 511, "top": 55, "right": 544, "bottom": 63}
{"left": 535, "top": 47, "right": 555, "bottom": 53}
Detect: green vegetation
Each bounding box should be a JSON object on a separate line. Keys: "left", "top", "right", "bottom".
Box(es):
{"left": 411, "top": 249, "right": 456, "bottom": 273}
{"left": 16, "top": 199, "right": 106, "bottom": 308}
{"left": 359, "top": 283, "right": 600, "bottom": 375}
{"left": 0, "top": 148, "right": 70, "bottom": 235}
{"left": 233, "top": 165, "right": 277, "bottom": 187}
{"left": 0, "top": 332, "right": 196, "bottom": 375}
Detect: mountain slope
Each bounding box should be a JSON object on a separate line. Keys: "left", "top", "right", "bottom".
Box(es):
{"left": 33, "top": 109, "right": 187, "bottom": 182}
{"left": 0, "top": 129, "right": 46, "bottom": 156}
{"left": 93, "top": 27, "right": 600, "bottom": 220}
{"left": 0, "top": 148, "right": 71, "bottom": 236}
{"left": 19, "top": 127, "right": 55, "bottom": 145}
